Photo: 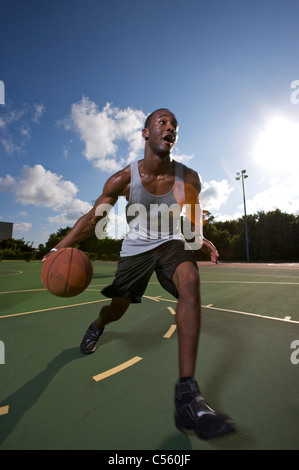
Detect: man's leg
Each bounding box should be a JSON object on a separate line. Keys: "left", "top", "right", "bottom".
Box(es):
{"left": 172, "top": 261, "right": 235, "bottom": 439}
{"left": 80, "top": 297, "right": 131, "bottom": 354}
{"left": 96, "top": 297, "right": 131, "bottom": 329}
{"left": 172, "top": 261, "right": 201, "bottom": 378}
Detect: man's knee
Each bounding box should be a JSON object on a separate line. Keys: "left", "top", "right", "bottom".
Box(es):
{"left": 173, "top": 262, "right": 200, "bottom": 301}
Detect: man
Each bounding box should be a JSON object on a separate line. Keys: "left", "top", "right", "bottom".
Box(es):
{"left": 47, "top": 108, "right": 235, "bottom": 440}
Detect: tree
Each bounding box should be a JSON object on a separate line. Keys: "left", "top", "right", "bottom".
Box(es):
{"left": 200, "top": 210, "right": 299, "bottom": 262}
{"left": 38, "top": 226, "right": 123, "bottom": 261}
{"left": 37, "top": 210, "right": 299, "bottom": 262}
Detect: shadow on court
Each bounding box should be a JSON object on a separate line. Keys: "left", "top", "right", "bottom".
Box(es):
{"left": 0, "top": 348, "right": 82, "bottom": 447}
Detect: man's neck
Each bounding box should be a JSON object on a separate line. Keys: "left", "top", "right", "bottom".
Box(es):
{"left": 142, "top": 152, "right": 174, "bottom": 176}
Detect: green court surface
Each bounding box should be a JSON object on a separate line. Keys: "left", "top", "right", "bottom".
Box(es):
{"left": 0, "top": 260, "right": 299, "bottom": 450}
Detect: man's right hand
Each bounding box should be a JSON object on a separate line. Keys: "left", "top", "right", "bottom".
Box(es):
{"left": 42, "top": 248, "right": 58, "bottom": 262}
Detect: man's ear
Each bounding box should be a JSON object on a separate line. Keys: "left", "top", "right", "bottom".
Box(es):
{"left": 142, "top": 128, "right": 149, "bottom": 140}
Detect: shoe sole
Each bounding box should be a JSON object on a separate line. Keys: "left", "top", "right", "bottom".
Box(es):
{"left": 80, "top": 345, "right": 97, "bottom": 355}
{"left": 175, "top": 414, "right": 236, "bottom": 440}
{"left": 80, "top": 324, "right": 104, "bottom": 355}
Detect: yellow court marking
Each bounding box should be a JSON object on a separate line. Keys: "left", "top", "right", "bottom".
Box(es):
{"left": 0, "top": 288, "right": 46, "bottom": 294}
{"left": 0, "top": 285, "right": 106, "bottom": 294}
{"left": 0, "top": 298, "right": 110, "bottom": 319}
{"left": 0, "top": 405, "right": 9, "bottom": 416}
{"left": 167, "top": 306, "right": 176, "bottom": 315}
{"left": 93, "top": 356, "right": 143, "bottom": 382}
{"left": 143, "top": 295, "right": 161, "bottom": 302}
{"left": 0, "top": 270, "right": 23, "bottom": 276}
{"left": 163, "top": 324, "right": 177, "bottom": 339}
{"left": 158, "top": 297, "right": 178, "bottom": 304}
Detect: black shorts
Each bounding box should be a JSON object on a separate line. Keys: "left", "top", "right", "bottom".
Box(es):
{"left": 101, "top": 240, "right": 198, "bottom": 303}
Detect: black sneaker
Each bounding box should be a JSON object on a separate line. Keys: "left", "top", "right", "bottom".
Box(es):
{"left": 80, "top": 320, "right": 104, "bottom": 354}
{"left": 175, "top": 377, "right": 236, "bottom": 440}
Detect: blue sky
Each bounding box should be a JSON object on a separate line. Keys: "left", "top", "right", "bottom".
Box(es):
{"left": 1, "top": 0, "right": 299, "bottom": 246}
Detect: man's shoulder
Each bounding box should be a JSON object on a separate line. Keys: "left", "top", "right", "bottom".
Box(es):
{"left": 111, "top": 164, "right": 131, "bottom": 182}
{"left": 180, "top": 163, "right": 201, "bottom": 188}
{"left": 104, "top": 164, "right": 131, "bottom": 198}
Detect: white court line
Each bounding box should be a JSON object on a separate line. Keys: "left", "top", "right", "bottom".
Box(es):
{"left": 203, "top": 304, "right": 299, "bottom": 325}
{"left": 155, "top": 297, "right": 299, "bottom": 325}
{"left": 202, "top": 281, "right": 299, "bottom": 285}
{"left": 1, "top": 285, "right": 298, "bottom": 325}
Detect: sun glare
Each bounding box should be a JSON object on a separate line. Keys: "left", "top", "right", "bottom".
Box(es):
{"left": 254, "top": 116, "right": 299, "bottom": 173}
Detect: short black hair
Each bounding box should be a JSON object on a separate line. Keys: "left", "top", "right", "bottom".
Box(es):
{"left": 144, "top": 108, "right": 172, "bottom": 129}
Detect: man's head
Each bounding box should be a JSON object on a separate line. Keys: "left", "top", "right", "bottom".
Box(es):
{"left": 143, "top": 108, "right": 174, "bottom": 127}
{"left": 142, "top": 109, "right": 178, "bottom": 157}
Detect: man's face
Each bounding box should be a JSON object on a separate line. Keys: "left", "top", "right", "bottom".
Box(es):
{"left": 143, "top": 110, "right": 178, "bottom": 157}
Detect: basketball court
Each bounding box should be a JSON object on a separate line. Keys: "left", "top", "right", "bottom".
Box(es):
{"left": 0, "top": 260, "right": 299, "bottom": 450}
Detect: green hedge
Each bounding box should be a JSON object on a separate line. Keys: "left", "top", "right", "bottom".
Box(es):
{"left": 0, "top": 251, "right": 36, "bottom": 261}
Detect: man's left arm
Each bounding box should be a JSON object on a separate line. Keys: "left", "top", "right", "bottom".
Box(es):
{"left": 200, "top": 237, "right": 219, "bottom": 263}
{"left": 182, "top": 168, "right": 219, "bottom": 264}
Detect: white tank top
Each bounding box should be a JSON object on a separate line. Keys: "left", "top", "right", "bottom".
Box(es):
{"left": 120, "top": 160, "right": 187, "bottom": 257}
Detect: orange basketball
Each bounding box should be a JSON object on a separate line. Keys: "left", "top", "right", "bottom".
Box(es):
{"left": 41, "top": 248, "right": 93, "bottom": 297}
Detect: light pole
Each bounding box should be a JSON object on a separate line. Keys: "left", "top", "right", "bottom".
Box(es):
{"left": 235, "top": 170, "right": 250, "bottom": 262}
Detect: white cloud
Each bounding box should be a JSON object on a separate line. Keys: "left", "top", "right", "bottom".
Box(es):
{"left": 172, "top": 152, "right": 195, "bottom": 163}
{"left": 0, "top": 164, "right": 78, "bottom": 208}
{"left": 16, "top": 211, "right": 27, "bottom": 217}
{"left": 14, "top": 222, "right": 32, "bottom": 234}
{"left": 47, "top": 198, "right": 92, "bottom": 225}
{"left": 106, "top": 210, "right": 128, "bottom": 239}
{"left": 214, "top": 212, "right": 242, "bottom": 222}
{"left": 0, "top": 164, "right": 92, "bottom": 228}
{"left": 0, "top": 108, "right": 25, "bottom": 128}
{"left": 60, "top": 99, "right": 197, "bottom": 171}
{"left": 200, "top": 179, "right": 234, "bottom": 211}
{"left": 65, "top": 99, "right": 146, "bottom": 172}
{"left": 32, "top": 103, "right": 46, "bottom": 123}
{"left": 62, "top": 146, "right": 69, "bottom": 158}
{"left": 0, "top": 102, "right": 45, "bottom": 154}
{"left": 246, "top": 175, "right": 299, "bottom": 215}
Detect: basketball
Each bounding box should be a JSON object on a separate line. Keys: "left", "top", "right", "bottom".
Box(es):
{"left": 41, "top": 248, "right": 93, "bottom": 297}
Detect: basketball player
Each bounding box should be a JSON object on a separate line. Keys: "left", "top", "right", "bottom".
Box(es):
{"left": 48, "top": 109, "right": 235, "bottom": 440}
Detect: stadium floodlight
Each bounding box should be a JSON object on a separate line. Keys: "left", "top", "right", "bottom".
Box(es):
{"left": 235, "top": 169, "right": 250, "bottom": 262}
